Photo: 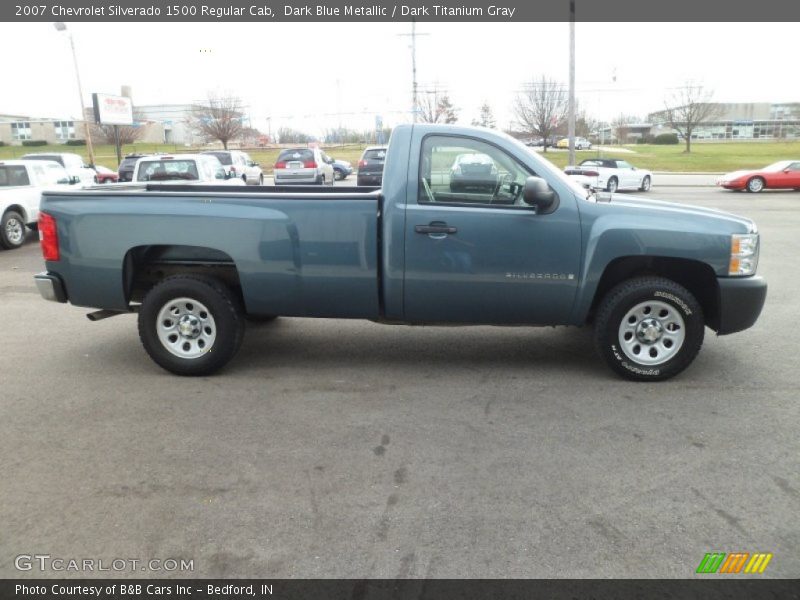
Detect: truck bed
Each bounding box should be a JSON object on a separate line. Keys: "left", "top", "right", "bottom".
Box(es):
{"left": 40, "top": 186, "right": 383, "bottom": 318}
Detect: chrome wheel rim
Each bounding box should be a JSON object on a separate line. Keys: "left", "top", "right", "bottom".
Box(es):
{"left": 156, "top": 297, "right": 216, "bottom": 359}
{"left": 618, "top": 300, "right": 685, "bottom": 366}
{"left": 608, "top": 179, "right": 617, "bottom": 193}
{"left": 5, "top": 217, "right": 23, "bottom": 245}
{"left": 642, "top": 177, "right": 651, "bottom": 191}
{"left": 749, "top": 178, "right": 763, "bottom": 192}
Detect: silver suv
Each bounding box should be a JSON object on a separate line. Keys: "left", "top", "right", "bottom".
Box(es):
{"left": 273, "top": 147, "right": 334, "bottom": 186}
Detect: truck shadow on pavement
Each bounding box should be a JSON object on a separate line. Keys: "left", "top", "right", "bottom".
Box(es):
{"left": 230, "top": 318, "right": 608, "bottom": 378}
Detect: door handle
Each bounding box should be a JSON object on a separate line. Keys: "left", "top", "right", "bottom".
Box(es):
{"left": 415, "top": 223, "right": 457, "bottom": 235}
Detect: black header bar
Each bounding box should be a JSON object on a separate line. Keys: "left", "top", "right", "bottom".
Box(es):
{"left": 3, "top": 0, "right": 799, "bottom": 22}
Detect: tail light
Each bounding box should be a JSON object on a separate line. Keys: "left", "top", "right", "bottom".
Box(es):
{"left": 581, "top": 170, "right": 600, "bottom": 177}
{"left": 230, "top": 167, "right": 237, "bottom": 174}
{"left": 275, "top": 161, "right": 286, "bottom": 169}
{"left": 358, "top": 159, "right": 368, "bottom": 168}
{"left": 303, "top": 160, "right": 317, "bottom": 169}
{"left": 39, "top": 212, "right": 59, "bottom": 261}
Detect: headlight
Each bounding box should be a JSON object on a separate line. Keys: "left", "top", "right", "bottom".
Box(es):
{"left": 729, "top": 233, "right": 759, "bottom": 276}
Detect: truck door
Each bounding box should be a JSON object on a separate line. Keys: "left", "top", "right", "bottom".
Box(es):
{"left": 403, "top": 134, "right": 582, "bottom": 325}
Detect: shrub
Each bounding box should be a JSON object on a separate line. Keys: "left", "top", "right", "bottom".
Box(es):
{"left": 0, "top": 141, "right": 5, "bottom": 146}
{"left": 654, "top": 133, "right": 680, "bottom": 145}
{"left": 64, "top": 139, "right": 87, "bottom": 146}
{"left": 22, "top": 140, "right": 47, "bottom": 147}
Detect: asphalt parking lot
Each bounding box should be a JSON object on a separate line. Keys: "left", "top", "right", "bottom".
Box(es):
{"left": 1, "top": 184, "right": 798, "bottom": 578}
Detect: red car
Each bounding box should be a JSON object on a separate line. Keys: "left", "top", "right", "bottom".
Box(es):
{"left": 716, "top": 160, "right": 800, "bottom": 193}
{"left": 93, "top": 165, "right": 119, "bottom": 184}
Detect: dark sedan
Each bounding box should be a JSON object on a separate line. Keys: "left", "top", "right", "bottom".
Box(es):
{"left": 356, "top": 146, "right": 387, "bottom": 186}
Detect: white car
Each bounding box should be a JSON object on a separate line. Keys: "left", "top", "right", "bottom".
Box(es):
{"left": 202, "top": 150, "right": 264, "bottom": 185}
{"left": 132, "top": 154, "right": 246, "bottom": 185}
{"left": 564, "top": 159, "right": 652, "bottom": 193}
{"left": 21, "top": 152, "right": 97, "bottom": 186}
{"left": 273, "top": 147, "right": 335, "bottom": 186}
{"left": 0, "top": 159, "right": 77, "bottom": 249}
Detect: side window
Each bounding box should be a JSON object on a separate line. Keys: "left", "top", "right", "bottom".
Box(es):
{"left": 789, "top": 162, "right": 800, "bottom": 172}
{"left": 419, "top": 135, "right": 535, "bottom": 207}
{"left": 33, "top": 165, "right": 47, "bottom": 182}
{"left": 617, "top": 161, "right": 633, "bottom": 169}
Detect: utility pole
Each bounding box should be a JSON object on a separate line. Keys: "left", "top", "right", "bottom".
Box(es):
{"left": 54, "top": 22, "right": 95, "bottom": 166}
{"left": 567, "top": 0, "right": 576, "bottom": 166}
{"left": 398, "top": 20, "right": 428, "bottom": 123}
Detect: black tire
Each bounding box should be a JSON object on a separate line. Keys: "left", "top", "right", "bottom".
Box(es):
{"left": 746, "top": 177, "right": 765, "bottom": 193}
{"left": 639, "top": 176, "right": 651, "bottom": 192}
{"left": 1, "top": 210, "right": 26, "bottom": 249}
{"left": 607, "top": 177, "right": 618, "bottom": 193}
{"left": 334, "top": 169, "right": 344, "bottom": 181}
{"left": 259, "top": 174, "right": 264, "bottom": 185}
{"left": 594, "top": 277, "right": 704, "bottom": 381}
{"left": 138, "top": 275, "right": 245, "bottom": 376}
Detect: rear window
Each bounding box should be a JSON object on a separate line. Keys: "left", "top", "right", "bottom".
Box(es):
{"left": 205, "top": 152, "right": 233, "bottom": 165}
{"left": 0, "top": 165, "right": 31, "bottom": 186}
{"left": 136, "top": 160, "right": 200, "bottom": 181}
{"left": 363, "top": 149, "right": 387, "bottom": 161}
{"left": 277, "top": 149, "right": 314, "bottom": 162}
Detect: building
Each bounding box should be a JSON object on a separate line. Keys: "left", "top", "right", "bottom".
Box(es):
{"left": 134, "top": 104, "right": 198, "bottom": 145}
{"left": 0, "top": 114, "right": 87, "bottom": 145}
{"left": 648, "top": 102, "right": 800, "bottom": 141}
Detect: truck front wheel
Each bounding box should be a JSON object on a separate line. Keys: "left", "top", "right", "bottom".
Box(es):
{"left": 138, "top": 275, "right": 245, "bottom": 376}
{"left": 594, "top": 277, "right": 704, "bottom": 381}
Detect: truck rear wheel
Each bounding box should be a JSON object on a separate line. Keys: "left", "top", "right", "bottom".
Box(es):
{"left": 594, "top": 277, "right": 704, "bottom": 381}
{"left": 138, "top": 275, "right": 245, "bottom": 376}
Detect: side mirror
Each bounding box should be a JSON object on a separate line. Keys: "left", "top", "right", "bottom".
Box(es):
{"left": 522, "top": 176, "right": 556, "bottom": 212}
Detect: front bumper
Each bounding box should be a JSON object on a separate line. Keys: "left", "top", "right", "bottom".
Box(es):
{"left": 716, "top": 275, "right": 767, "bottom": 335}
{"left": 34, "top": 272, "right": 68, "bottom": 303}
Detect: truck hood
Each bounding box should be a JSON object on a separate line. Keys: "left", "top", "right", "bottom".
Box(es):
{"left": 598, "top": 194, "right": 757, "bottom": 233}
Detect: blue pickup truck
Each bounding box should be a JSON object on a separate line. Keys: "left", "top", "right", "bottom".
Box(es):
{"left": 34, "top": 124, "right": 766, "bottom": 381}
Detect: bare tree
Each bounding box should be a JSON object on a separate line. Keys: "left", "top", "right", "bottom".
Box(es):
{"left": 190, "top": 93, "right": 244, "bottom": 149}
{"left": 86, "top": 108, "right": 146, "bottom": 145}
{"left": 663, "top": 83, "right": 721, "bottom": 153}
{"left": 471, "top": 102, "right": 497, "bottom": 129}
{"left": 513, "top": 76, "right": 568, "bottom": 152}
{"left": 276, "top": 127, "right": 313, "bottom": 144}
{"left": 418, "top": 93, "right": 459, "bottom": 124}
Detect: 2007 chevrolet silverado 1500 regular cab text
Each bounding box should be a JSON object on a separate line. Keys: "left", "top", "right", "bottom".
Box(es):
{"left": 34, "top": 124, "right": 767, "bottom": 381}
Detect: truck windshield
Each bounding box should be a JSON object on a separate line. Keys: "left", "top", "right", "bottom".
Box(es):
{"left": 137, "top": 160, "right": 200, "bottom": 181}
{"left": 0, "top": 165, "right": 31, "bottom": 186}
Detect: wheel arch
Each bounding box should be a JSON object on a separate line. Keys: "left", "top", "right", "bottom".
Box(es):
{"left": 586, "top": 256, "right": 721, "bottom": 331}
{"left": 3, "top": 204, "right": 29, "bottom": 223}
{"left": 123, "top": 244, "right": 244, "bottom": 309}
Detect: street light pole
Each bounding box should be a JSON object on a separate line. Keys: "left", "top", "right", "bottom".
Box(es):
{"left": 54, "top": 22, "right": 95, "bottom": 166}
{"left": 567, "top": 0, "right": 576, "bottom": 166}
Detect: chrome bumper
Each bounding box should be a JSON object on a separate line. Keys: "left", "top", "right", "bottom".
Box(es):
{"left": 34, "top": 272, "right": 68, "bottom": 303}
